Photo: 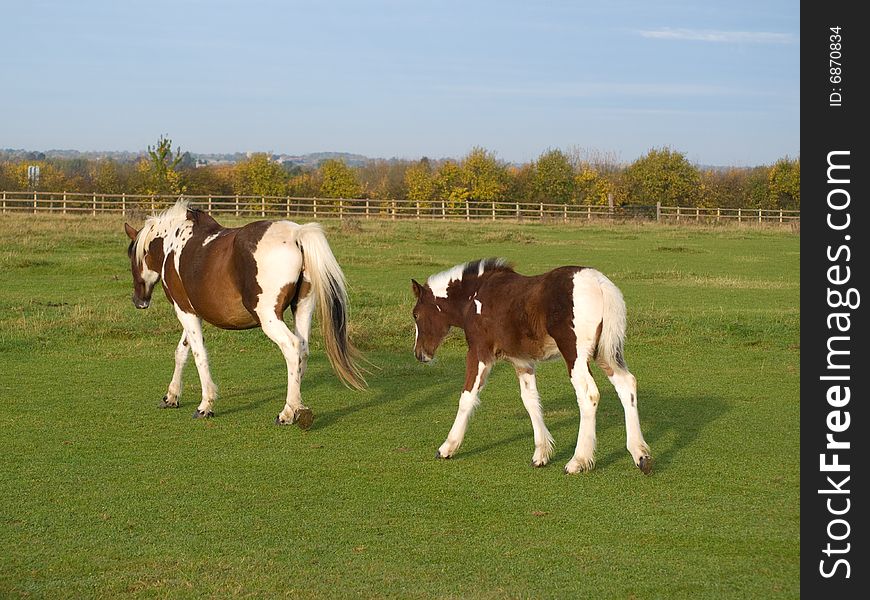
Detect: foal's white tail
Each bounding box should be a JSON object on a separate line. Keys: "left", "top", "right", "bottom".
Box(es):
{"left": 295, "top": 224, "right": 367, "bottom": 390}
{"left": 593, "top": 270, "right": 629, "bottom": 369}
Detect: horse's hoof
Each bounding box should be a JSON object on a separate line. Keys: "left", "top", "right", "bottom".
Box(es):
{"left": 638, "top": 455, "right": 653, "bottom": 475}
{"left": 531, "top": 460, "right": 546, "bottom": 468}
{"left": 159, "top": 396, "right": 179, "bottom": 409}
{"left": 294, "top": 407, "right": 314, "bottom": 430}
{"left": 275, "top": 415, "right": 288, "bottom": 426}
{"left": 435, "top": 450, "right": 450, "bottom": 459}
{"left": 192, "top": 409, "right": 214, "bottom": 419}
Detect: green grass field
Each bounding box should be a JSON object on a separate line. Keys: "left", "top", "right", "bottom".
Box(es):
{"left": 0, "top": 214, "right": 799, "bottom": 598}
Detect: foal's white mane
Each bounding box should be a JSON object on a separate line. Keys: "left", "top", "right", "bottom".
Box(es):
{"left": 427, "top": 258, "right": 509, "bottom": 298}
{"left": 133, "top": 199, "right": 191, "bottom": 263}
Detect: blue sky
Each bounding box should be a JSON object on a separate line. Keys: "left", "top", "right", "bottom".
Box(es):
{"left": 1, "top": 0, "right": 799, "bottom": 165}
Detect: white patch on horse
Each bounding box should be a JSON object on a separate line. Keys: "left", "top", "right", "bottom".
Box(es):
{"left": 202, "top": 232, "right": 220, "bottom": 246}
{"left": 474, "top": 298, "right": 482, "bottom": 314}
{"left": 427, "top": 263, "right": 467, "bottom": 298}
{"left": 252, "top": 221, "right": 304, "bottom": 313}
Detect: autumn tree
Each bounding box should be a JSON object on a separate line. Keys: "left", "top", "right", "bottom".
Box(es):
{"left": 620, "top": 147, "right": 700, "bottom": 206}
{"left": 137, "top": 134, "right": 185, "bottom": 196}
{"left": 767, "top": 157, "right": 800, "bottom": 209}
{"left": 461, "top": 147, "right": 507, "bottom": 202}
{"left": 532, "top": 148, "right": 576, "bottom": 203}
{"left": 233, "top": 153, "right": 288, "bottom": 196}
{"left": 404, "top": 158, "right": 437, "bottom": 205}
{"left": 318, "top": 159, "right": 362, "bottom": 199}
{"left": 435, "top": 160, "right": 469, "bottom": 209}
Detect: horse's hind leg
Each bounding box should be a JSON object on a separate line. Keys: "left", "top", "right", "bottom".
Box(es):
{"left": 291, "top": 278, "right": 314, "bottom": 380}
{"left": 161, "top": 331, "right": 189, "bottom": 408}
{"left": 598, "top": 359, "right": 652, "bottom": 474}
{"left": 258, "top": 308, "right": 310, "bottom": 428}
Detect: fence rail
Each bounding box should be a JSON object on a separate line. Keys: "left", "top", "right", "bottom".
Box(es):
{"left": 0, "top": 191, "right": 800, "bottom": 225}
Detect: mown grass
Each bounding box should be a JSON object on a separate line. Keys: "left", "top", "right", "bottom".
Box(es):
{"left": 0, "top": 214, "right": 799, "bottom": 598}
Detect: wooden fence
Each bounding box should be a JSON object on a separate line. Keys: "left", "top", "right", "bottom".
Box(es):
{"left": 0, "top": 191, "right": 800, "bottom": 225}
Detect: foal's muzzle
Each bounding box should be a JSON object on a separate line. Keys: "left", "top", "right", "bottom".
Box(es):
{"left": 415, "top": 350, "right": 433, "bottom": 364}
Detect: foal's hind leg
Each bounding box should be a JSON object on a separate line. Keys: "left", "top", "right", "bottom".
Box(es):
{"left": 565, "top": 355, "right": 601, "bottom": 474}
{"left": 161, "top": 331, "right": 189, "bottom": 408}
{"left": 291, "top": 279, "right": 315, "bottom": 380}
{"left": 258, "top": 308, "right": 311, "bottom": 428}
{"left": 598, "top": 359, "right": 652, "bottom": 474}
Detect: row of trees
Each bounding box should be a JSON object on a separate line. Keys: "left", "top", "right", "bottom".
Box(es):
{"left": 0, "top": 137, "right": 800, "bottom": 210}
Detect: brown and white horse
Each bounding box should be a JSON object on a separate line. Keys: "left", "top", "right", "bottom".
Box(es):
{"left": 411, "top": 259, "right": 652, "bottom": 474}
{"left": 124, "top": 200, "right": 365, "bottom": 426}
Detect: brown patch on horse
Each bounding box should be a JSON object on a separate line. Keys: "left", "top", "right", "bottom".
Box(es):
{"left": 162, "top": 251, "right": 195, "bottom": 313}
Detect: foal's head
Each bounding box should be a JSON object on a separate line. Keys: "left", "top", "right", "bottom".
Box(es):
{"left": 124, "top": 222, "right": 161, "bottom": 309}
{"left": 411, "top": 280, "right": 451, "bottom": 363}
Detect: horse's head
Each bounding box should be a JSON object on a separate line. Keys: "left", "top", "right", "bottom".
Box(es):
{"left": 124, "top": 222, "right": 161, "bottom": 309}
{"left": 411, "top": 279, "right": 451, "bottom": 363}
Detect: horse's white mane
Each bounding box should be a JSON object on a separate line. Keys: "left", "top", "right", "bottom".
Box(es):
{"left": 427, "top": 258, "right": 509, "bottom": 298}
{"left": 133, "top": 199, "right": 191, "bottom": 263}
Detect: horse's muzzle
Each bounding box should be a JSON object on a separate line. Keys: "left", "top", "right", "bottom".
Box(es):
{"left": 415, "top": 351, "right": 433, "bottom": 364}
{"left": 132, "top": 295, "right": 150, "bottom": 309}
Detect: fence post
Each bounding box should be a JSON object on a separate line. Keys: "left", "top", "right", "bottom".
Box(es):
{"left": 539, "top": 202, "right": 544, "bottom": 221}
{"left": 313, "top": 198, "right": 318, "bottom": 219}
{"left": 33, "top": 191, "right": 38, "bottom": 213}
{"left": 261, "top": 196, "right": 266, "bottom": 218}
{"left": 676, "top": 206, "right": 680, "bottom": 222}
{"left": 392, "top": 200, "right": 396, "bottom": 220}
{"left": 416, "top": 201, "right": 420, "bottom": 220}
{"left": 656, "top": 202, "right": 661, "bottom": 222}
{"left": 717, "top": 207, "right": 721, "bottom": 223}
{"left": 758, "top": 209, "right": 762, "bottom": 224}
{"left": 1, "top": 191, "right": 5, "bottom": 214}
{"left": 696, "top": 207, "right": 700, "bottom": 222}
{"left": 441, "top": 200, "right": 446, "bottom": 219}
{"left": 492, "top": 201, "right": 496, "bottom": 221}
{"left": 515, "top": 202, "right": 520, "bottom": 220}
{"left": 63, "top": 191, "right": 68, "bottom": 215}
{"left": 366, "top": 199, "right": 370, "bottom": 219}
{"left": 209, "top": 195, "right": 213, "bottom": 213}
{"left": 465, "top": 201, "right": 470, "bottom": 221}
{"left": 779, "top": 209, "right": 783, "bottom": 223}
{"left": 563, "top": 205, "right": 567, "bottom": 222}
{"left": 151, "top": 195, "right": 155, "bottom": 214}
{"left": 92, "top": 193, "right": 97, "bottom": 216}
{"left": 340, "top": 199, "right": 344, "bottom": 221}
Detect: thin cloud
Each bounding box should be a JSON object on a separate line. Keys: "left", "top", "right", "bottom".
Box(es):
{"left": 639, "top": 28, "right": 795, "bottom": 44}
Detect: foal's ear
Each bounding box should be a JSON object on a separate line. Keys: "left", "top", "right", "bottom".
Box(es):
{"left": 124, "top": 223, "right": 139, "bottom": 241}
{"left": 411, "top": 279, "right": 423, "bottom": 298}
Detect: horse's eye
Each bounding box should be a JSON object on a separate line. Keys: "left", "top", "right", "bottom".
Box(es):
{"left": 413, "top": 312, "right": 418, "bottom": 320}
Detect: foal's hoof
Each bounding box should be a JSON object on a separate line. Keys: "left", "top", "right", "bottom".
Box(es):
{"left": 192, "top": 409, "right": 214, "bottom": 419}
{"left": 531, "top": 459, "right": 547, "bottom": 468}
{"left": 435, "top": 450, "right": 450, "bottom": 459}
{"left": 638, "top": 455, "right": 653, "bottom": 475}
{"left": 159, "top": 396, "right": 179, "bottom": 409}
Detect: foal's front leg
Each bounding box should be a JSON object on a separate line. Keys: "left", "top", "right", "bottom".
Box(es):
{"left": 436, "top": 351, "right": 492, "bottom": 459}
{"left": 173, "top": 305, "right": 218, "bottom": 418}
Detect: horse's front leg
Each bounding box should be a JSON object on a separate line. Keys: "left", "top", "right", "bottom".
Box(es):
{"left": 173, "top": 305, "right": 218, "bottom": 418}
{"left": 436, "top": 350, "right": 492, "bottom": 459}
{"left": 160, "top": 331, "right": 189, "bottom": 408}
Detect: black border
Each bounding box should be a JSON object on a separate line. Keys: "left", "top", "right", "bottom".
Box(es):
{"left": 801, "top": 3, "right": 867, "bottom": 595}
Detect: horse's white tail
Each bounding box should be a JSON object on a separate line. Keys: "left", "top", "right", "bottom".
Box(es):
{"left": 593, "top": 270, "right": 629, "bottom": 370}
{"left": 295, "top": 223, "right": 367, "bottom": 390}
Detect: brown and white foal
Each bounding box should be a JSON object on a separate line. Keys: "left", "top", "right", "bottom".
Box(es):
{"left": 124, "top": 200, "right": 365, "bottom": 426}
{"left": 412, "top": 259, "right": 651, "bottom": 474}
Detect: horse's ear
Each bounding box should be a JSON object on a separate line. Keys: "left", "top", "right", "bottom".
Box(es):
{"left": 124, "top": 223, "right": 138, "bottom": 241}
{"left": 411, "top": 279, "right": 423, "bottom": 298}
